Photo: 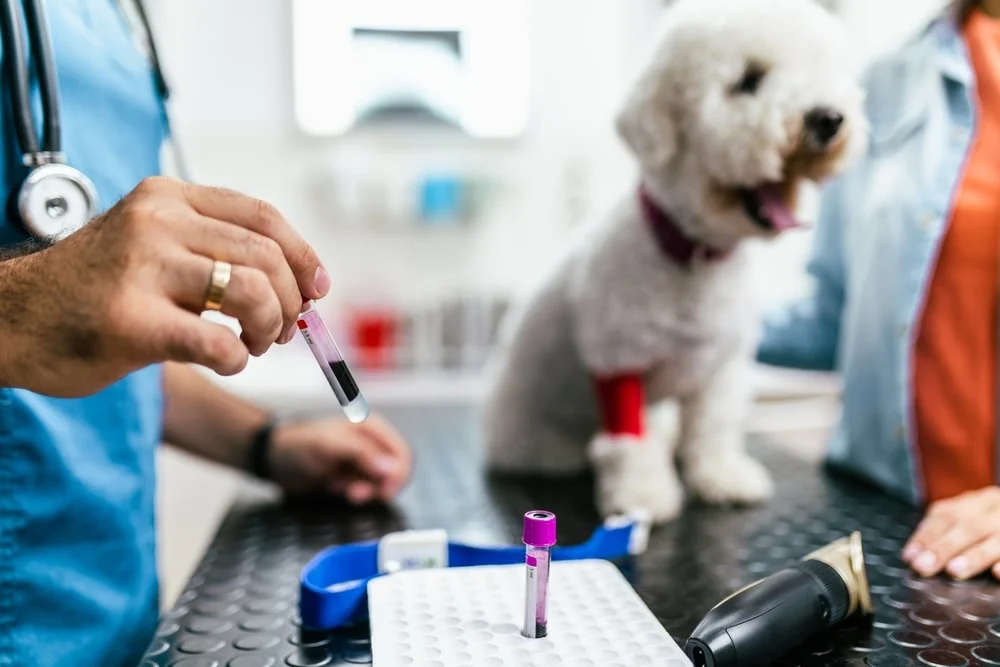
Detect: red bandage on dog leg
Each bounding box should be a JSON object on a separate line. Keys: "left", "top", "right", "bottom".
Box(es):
{"left": 592, "top": 374, "right": 645, "bottom": 436}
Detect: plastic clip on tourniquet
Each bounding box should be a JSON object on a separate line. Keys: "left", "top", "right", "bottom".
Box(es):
{"left": 298, "top": 511, "right": 651, "bottom": 631}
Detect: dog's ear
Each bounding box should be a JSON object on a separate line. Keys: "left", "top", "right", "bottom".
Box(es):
{"left": 615, "top": 74, "right": 677, "bottom": 172}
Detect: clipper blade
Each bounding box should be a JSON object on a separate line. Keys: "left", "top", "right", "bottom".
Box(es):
{"left": 804, "top": 531, "right": 873, "bottom": 616}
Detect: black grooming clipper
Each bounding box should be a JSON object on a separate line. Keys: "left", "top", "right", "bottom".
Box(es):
{"left": 685, "top": 531, "right": 873, "bottom": 667}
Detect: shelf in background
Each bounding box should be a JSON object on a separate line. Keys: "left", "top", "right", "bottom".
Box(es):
{"left": 202, "top": 348, "right": 842, "bottom": 431}
{"left": 201, "top": 349, "right": 487, "bottom": 411}
{"left": 318, "top": 222, "right": 481, "bottom": 236}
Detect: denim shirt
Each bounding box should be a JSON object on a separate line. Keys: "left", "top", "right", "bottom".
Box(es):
{"left": 0, "top": 1, "right": 166, "bottom": 665}
{"left": 757, "top": 15, "right": 986, "bottom": 505}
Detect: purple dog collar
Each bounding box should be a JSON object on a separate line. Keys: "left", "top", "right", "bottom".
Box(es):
{"left": 638, "top": 186, "right": 732, "bottom": 266}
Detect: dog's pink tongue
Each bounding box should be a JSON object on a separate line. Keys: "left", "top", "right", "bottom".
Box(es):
{"left": 756, "top": 183, "right": 799, "bottom": 231}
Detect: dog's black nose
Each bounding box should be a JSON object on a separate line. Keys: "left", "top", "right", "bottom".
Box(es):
{"left": 805, "top": 107, "right": 844, "bottom": 146}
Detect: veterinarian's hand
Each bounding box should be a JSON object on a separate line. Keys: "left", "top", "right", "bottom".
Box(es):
{"left": 268, "top": 413, "right": 413, "bottom": 504}
{"left": 902, "top": 486, "right": 1000, "bottom": 580}
{"left": 0, "top": 177, "right": 329, "bottom": 398}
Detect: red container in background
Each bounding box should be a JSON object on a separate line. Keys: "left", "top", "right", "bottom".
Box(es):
{"left": 348, "top": 307, "right": 399, "bottom": 370}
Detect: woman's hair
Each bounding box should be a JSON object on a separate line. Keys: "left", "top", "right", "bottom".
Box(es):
{"left": 955, "top": 0, "right": 979, "bottom": 22}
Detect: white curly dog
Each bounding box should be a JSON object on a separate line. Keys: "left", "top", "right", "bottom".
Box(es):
{"left": 483, "top": 0, "right": 868, "bottom": 523}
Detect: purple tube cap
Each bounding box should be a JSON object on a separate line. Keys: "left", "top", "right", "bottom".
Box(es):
{"left": 523, "top": 510, "right": 557, "bottom": 547}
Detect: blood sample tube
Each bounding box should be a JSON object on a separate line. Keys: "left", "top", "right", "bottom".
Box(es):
{"left": 523, "top": 510, "right": 557, "bottom": 638}
{"left": 296, "top": 300, "right": 369, "bottom": 423}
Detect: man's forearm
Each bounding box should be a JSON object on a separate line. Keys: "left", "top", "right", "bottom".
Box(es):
{"left": 0, "top": 252, "right": 39, "bottom": 388}
{"left": 162, "top": 361, "right": 271, "bottom": 471}
{"left": 1, "top": 239, "right": 73, "bottom": 390}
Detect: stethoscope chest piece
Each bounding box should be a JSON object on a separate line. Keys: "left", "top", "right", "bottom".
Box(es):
{"left": 18, "top": 162, "right": 98, "bottom": 240}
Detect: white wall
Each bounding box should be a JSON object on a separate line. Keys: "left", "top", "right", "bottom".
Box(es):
{"left": 150, "top": 0, "right": 949, "bottom": 606}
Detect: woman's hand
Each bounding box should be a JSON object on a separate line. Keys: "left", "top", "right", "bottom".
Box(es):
{"left": 902, "top": 486, "right": 1000, "bottom": 580}
{"left": 268, "top": 413, "right": 413, "bottom": 504}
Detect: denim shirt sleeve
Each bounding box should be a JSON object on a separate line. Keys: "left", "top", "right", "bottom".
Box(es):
{"left": 757, "top": 176, "right": 846, "bottom": 372}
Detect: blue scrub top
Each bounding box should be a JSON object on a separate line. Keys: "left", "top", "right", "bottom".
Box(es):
{"left": 0, "top": 1, "right": 167, "bottom": 665}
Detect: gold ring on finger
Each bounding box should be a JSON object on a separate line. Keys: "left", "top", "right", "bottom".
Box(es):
{"left": 203, "top": 260, "right": 232, "bottom": 312}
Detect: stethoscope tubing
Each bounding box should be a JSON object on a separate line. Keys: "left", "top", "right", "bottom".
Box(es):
{"left": 0, "top": 0, "right": 168, "bottom": 163}
{"left": 0, "top": 0, "right": 43, "bottom": 157}
{"left": 20, "top": 0, "right": 60, "bottom": 153}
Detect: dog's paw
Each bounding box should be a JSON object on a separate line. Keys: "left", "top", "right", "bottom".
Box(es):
{"left": 685, "top": 453, "right": 774, "bottom": 505}
{"left": 588, "top": 433, "right": 684, "bottom": 524}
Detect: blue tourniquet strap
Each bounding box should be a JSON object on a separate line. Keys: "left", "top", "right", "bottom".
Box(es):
{"left": 299, "top": 516, "right": 646, "bottom": 630}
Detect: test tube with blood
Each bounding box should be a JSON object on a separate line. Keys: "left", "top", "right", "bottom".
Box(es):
{"left": 296, "top": 300, "right": 370, "bottom": 423}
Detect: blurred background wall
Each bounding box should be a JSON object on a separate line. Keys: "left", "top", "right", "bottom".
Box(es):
{"left": 147, "top": 0, "right": 949, "bottom": 606}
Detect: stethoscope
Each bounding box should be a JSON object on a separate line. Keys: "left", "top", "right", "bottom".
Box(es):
{"left": 0, "top": 0, "right": 172, "bottom": 240}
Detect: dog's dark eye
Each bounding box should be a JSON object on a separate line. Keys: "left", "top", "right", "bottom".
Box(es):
{"left": 732, "top": 63, "right": 767, "bottom": 95}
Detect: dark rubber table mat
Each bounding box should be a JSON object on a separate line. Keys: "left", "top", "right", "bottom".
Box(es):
{"left": 140, "top": 407, "right": 1000, "bottom": 666}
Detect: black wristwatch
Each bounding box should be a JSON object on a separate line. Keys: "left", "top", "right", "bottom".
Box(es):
{"left": 248, "top": 419, "right": 277, "bottom": 482}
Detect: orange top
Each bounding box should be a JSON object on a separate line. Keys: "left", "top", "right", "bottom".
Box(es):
{"left": 914, "top": 9, "right": 1000, "bottom": 503}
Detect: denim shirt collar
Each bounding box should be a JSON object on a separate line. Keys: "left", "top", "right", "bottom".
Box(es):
{"left": 931, "top": 14, "right": 973, "bottom": 87}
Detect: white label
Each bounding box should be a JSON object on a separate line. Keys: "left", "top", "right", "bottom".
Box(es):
{"left": 523, "top": 560, "right": 538, "bottom": 638}
{"left": 377, "top": 529, "right": 449, "bottom": 574}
